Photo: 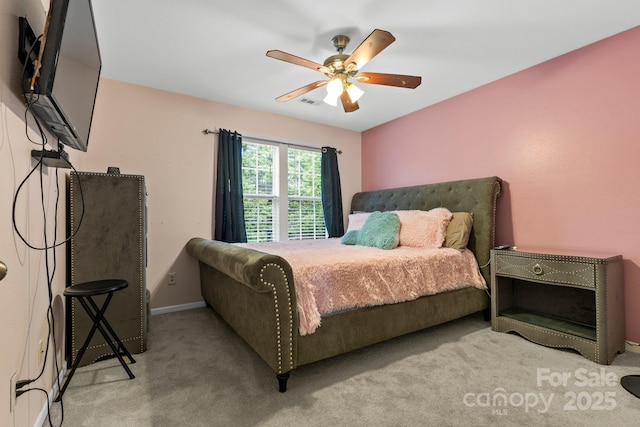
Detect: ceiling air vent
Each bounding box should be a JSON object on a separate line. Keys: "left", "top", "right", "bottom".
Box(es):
{"left": 298, "top": 97, "right": 322, "bottom": 107}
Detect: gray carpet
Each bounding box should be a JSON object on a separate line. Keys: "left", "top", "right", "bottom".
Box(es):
{"left": 48, "top": 308, "right": 640, "bottom": 426}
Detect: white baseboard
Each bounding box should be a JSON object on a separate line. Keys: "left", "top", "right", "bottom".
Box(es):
{"left": 150, "top": 301, "right": 207, "bottom": 316}
{"left": 35, "top": 363, "right": 66, "bottom": 427}
{"left": 626, "top": 341, "right": 640, "bottom": 355}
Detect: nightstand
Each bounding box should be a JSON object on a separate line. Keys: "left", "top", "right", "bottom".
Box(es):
{"left": 490, "top": 248, "right": 625, "bottom": 364}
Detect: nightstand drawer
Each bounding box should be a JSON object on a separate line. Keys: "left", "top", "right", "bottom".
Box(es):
{"left": 494, "top": 254, "right": 596, "bottom": 288}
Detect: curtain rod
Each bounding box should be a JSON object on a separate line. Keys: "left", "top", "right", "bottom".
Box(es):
{"left": 202, "top": 128, "right": 342, "bottom": 154}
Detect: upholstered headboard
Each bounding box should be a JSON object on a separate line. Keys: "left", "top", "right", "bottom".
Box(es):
{"left": 350, "top": 176, "right": 502, "bottom": 284}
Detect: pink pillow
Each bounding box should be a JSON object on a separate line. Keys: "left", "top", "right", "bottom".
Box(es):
{"left": 395, "top": 208, "right": 453, "bottom": 248}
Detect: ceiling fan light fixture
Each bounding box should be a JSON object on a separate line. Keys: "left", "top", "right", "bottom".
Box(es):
{"left": 324, "top": 77, "right": 343, "bottom": 106}
{"left": 326, "top": 78, "right": 343, "bottom": 96}
{"left": 346, "top": 83, "right": 364, "bottom": 103}
{"left": 323, "top": 92, "right": 340, "bottom": 106}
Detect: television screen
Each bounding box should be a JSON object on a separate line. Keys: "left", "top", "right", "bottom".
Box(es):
{"left": 24, "top": 0, "right": 101, "bottom": 152}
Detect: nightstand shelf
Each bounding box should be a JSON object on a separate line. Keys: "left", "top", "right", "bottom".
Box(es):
{"left": 491, "top": 248, "right": 624, "bottom": 364}
{"left": 499, "top": 308, "right": 596, "bottom": 341}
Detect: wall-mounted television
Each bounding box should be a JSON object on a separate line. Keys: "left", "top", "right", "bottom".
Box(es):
{"left": 20, "top": 0, "right": 101, "bottom": 152}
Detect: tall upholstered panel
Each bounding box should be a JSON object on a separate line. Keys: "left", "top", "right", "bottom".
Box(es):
{"left": 67, "top": 171, "right": 147, "bottom": 367}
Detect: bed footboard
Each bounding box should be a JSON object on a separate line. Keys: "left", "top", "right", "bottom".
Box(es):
{"left": 186, "top": 238, "right": 298, "bottom": 386}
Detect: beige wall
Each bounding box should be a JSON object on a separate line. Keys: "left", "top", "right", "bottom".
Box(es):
{"left": 85, "top": 78, "right": 362, "bottom": 309}
{"left": 1, "top": 0, "right": 67, "bottom": 426}
{"left": 1, "top": 2, "right": 361, "bottom": 426}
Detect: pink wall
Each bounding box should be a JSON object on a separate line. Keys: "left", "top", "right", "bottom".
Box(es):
{"left": 362, "top": 26, "right": 640, "bottom": 342}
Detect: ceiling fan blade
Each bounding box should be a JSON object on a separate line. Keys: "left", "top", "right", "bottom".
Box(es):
{"left": 343, "top": 29, "right": 395, "bottom": 71}
{"left": 275, "top": 80, "right": 328, "bottom": 102}
{"left": 340, "top": 91, "right": 359, "bottom": 113}
{"left": 266, "top": 50, "right": 331, "bottom": 75}
{"left": 356, "top": 72, "right": 422, "bottom": 89}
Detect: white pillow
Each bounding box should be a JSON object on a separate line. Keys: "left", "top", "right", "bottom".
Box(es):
{"left": 346, "top": 212, "right": 372, "bottom": 233}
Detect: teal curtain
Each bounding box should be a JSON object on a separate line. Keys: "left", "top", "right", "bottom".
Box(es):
{"left": 215, "top": 129, "right": 247, "bottom": 243}
{"left": 321, "top": 146, "right": 344, "bottom": 237}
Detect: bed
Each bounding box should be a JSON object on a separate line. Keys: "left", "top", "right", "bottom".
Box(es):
{"left": 187, "top": 176, "right": 502, "bottom": 392}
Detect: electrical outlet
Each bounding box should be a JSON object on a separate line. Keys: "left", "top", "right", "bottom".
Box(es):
{"left": 9, "top": 371, "right": 17, "bottom": 413}
{"left": 38, "top": 338, "right": 46, "bottom": 365}
{"left": 168, "top": 272, "right": 177, "bottom": 286}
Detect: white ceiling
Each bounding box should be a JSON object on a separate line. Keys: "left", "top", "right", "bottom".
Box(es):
{"left": 90, "top": 0, "right": 639, "bottom": 132}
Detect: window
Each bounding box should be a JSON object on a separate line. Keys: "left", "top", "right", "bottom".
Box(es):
{"left": 241, "top": 142, "right": 276, "bottom": 242}
{"left": 242, "top": 140, "right": 326, "bottom": 242}
{"left": 287, "top": 148, "right": 325, "bottom": 240}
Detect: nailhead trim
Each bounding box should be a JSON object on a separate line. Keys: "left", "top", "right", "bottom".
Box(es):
{"left": 260, "top": 263, "right": 294, "bottom": 373}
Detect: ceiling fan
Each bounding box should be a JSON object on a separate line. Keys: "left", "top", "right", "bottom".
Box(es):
{"left": 266, "top": 29, "right": 421, "bottom": 113}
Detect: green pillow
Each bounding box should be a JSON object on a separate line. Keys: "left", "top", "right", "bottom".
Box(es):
{"left": 341, "top": 211, "right": 400, "bottom": 250}
{"left": 341, "top": 230, "right": 360, "bottom": 245}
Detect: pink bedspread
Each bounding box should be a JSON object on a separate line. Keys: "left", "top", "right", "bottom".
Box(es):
{"left": 237, "top": 239, "right": 487, "bottom": 336}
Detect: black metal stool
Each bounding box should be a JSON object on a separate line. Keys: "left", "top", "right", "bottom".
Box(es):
{"left": 56, "top": 279, "right": 136, "bottom": 401}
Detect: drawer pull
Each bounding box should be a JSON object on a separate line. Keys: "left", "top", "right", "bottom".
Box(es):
{"left": 532, "top": 263, "right": 544, "bottom": 275}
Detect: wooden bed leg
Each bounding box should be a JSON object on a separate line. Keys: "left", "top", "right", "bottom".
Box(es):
{"left": 277, "top": 373, "right": 290, "bottom": 393}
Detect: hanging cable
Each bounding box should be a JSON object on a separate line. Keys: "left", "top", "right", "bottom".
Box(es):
{"left": 12, "top": 27, "right": 69, "bottom": 426}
